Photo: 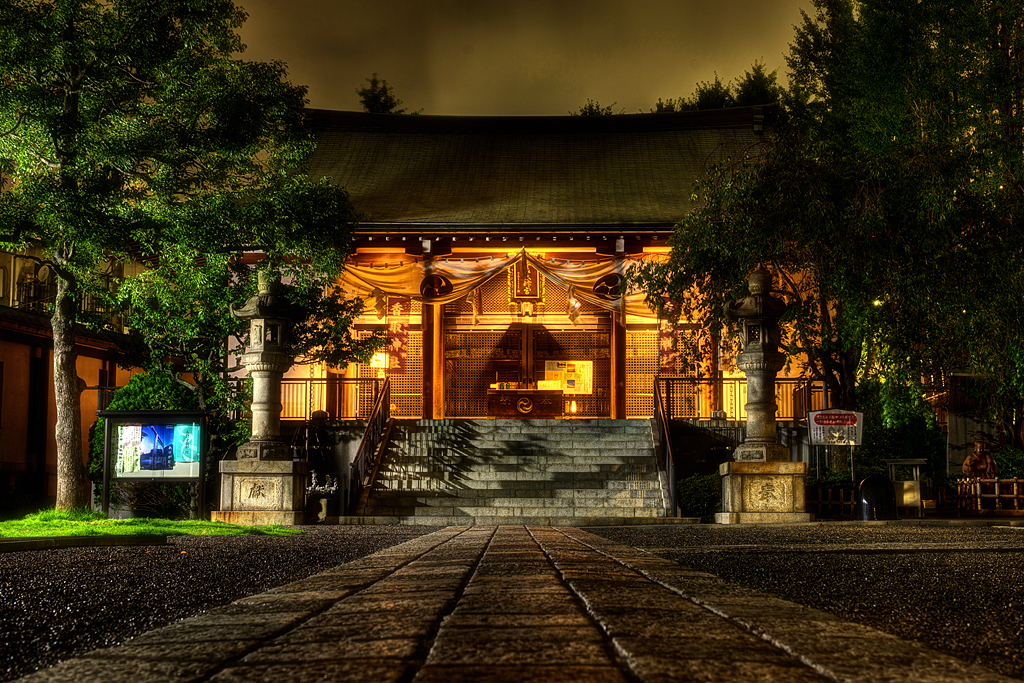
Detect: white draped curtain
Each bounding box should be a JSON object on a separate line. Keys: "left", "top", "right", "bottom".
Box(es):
{"left": 339, "top": 247, "right": 661, "bottom": 319}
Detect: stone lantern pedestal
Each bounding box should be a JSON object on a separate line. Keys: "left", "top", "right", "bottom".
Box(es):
{"left": 212, "top": 273, "right": 307, "bottom": 526}
{"left": 715, "top": 267, "right": 812, "bottom": 524}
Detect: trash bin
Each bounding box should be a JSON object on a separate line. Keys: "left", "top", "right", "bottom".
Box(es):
{"left": 856, "top": 474, "right": 897, "bottom": 521}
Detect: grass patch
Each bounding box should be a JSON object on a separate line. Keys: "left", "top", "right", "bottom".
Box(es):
{"left": 0, "top": 508, "right": 304, "bottom": 538}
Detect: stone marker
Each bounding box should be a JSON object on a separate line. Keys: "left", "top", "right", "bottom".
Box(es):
{"left": 716, "top": 266, "right": 811, "bottom": 524}
{"left": 212, "top": 271, "right": 308, "bottom": 525}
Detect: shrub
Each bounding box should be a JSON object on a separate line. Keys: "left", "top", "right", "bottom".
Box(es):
{"left": 853, "top": 380, "right": 947, "bottom": 485}
{"left": 677, "top": 473, "right": 721, "bottom": 522}
{"left": 994, "top": 446, "right": 1024, "bottom": 479}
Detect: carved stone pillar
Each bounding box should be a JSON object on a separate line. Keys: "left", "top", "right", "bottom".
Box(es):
{"left": 716, "top": 266, "right": 811, "bottom": 524}
{"left": 212, "top": 271, "right": 308, "bottom": 525}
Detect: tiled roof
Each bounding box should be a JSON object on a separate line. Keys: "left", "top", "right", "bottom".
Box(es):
{"left": 305, "top": 108, "right": 766, "bottom": 229}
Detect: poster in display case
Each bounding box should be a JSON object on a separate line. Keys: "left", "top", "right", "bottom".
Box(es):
{"left": 99, "top": 410, "right": 208, "bottom": 514}
{"left": 543, "top": 360, "right": 593, "bottom": 395}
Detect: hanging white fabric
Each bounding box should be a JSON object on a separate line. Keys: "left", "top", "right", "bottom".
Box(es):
{"left": 338, "top": 247, "right": 664, "bottom": 317}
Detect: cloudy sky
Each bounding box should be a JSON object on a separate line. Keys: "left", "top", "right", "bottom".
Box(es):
{"left": 236, "top": 0, "right": 811, "bottom": 117}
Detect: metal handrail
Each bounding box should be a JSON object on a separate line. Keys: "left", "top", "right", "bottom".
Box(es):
{"left": 349, "top": 377, "right": 392, "bottom": 514}
{"left": 653, "top": 378, "right": 678, "bottom": 517}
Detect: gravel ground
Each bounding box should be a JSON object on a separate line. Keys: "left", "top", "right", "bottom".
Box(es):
{"left": 591, "top": 524, "right": 1024, "bottom": 681}
{"left": 3, "top": 524, "right": 1024, "bottom": 682}
{"left": 0, "top": 525, "right": 443, "bottom": 683}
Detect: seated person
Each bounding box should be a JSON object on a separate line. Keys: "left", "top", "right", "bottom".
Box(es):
{"left": 962, "top": 440, "right": 998, "bottom": 478}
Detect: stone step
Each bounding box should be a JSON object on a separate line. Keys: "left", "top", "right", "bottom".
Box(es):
{"left": 388, "top": 449, "right": 654, "bottom": 460}
{"left": 382, "top": 459, "right": 657, "bottom": 471}
{"left": 395, "top": 432, "right": 652, "bottom": 440}
{"left": 383, "top": 453, "right": 657, "bottom": 463}
{"left": 380, "top": 464, "right": 659, "bottom": 475}
{"left": 396, "top": 427, "right": 651, "bottom": 437}
{"left": 355, "top": 515, "right": 687, "bottom": 527}
{"left": 363, "top": 508, "right": 664, "bottom": 519}
{"left": 368, "top": 491, "right": 663, "bottom": 507}
{"left": 399, "top": 433, "right": 653, "bottom": 442}
{"left": 401, "top": 423, "right": 653, "bottom": 437}
{"left": 361, "top": 418, "right": 666, "bottom": 522}
{"left": 361, "top": 500, "right": 664, "bottom": 514}
{"left": 451, "top": 442, "right": 652, "bottom": 453}
{"left": 394, "top": 437, "right": 653, "bottom": 448}
{"left": 376, "top": 478, "right": 661, "bottom": 492}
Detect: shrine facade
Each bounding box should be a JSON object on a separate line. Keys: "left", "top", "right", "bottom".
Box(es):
{"left": 302, "top": 107, "right": 767, "bottom": 420}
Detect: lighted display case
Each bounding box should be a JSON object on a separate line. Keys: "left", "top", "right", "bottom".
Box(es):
{"left": 99, "top": 410, "right": 208, "bottom": 515}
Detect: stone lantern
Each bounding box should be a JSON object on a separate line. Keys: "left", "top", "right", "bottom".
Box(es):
{"left": 212, "top": 271, "right": 307, "bottom": 525}
{"left": 716, "top": 266, "right": 811, "bottom": 524}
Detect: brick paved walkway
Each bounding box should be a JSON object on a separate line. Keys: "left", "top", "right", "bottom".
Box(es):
{"left": 17, "top": 526, "right": 1019, "bottom": 683}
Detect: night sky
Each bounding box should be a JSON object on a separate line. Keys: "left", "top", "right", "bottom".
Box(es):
{"left": 236, "top": 0, "right": 811, "bottom": 117}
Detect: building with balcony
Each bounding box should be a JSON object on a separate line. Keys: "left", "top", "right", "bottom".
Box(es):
{"left": 0, "top": 251, "right": 140, "bottom": 513}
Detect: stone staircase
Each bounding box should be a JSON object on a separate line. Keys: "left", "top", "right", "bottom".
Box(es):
{"left": 358, "top": 418, "right": 680, "bottom": 526}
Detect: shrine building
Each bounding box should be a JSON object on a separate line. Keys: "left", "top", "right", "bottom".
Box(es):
{"left": 300, "top": 106, "right": 767, "bottom": 421}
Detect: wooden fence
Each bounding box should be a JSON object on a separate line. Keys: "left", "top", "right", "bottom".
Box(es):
{"left": 805, "top": 486, "right": 856, "bottom": 519}
{"left": 956, "top": 478, "right": 1024, "bottom": 515}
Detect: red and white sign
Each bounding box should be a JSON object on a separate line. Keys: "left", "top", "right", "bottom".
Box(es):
{"left": 812, "top": 412, "right": 859, "bottom": 426}
{"left": 808, "top": 410, "right": 863, "bottom": 445}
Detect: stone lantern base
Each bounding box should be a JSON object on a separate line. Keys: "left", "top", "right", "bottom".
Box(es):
{"left": 211, "top": 458, "right": 309, "bottom": 526}
{"left": 715, "top": 461, "right": 813, "bottom": 524}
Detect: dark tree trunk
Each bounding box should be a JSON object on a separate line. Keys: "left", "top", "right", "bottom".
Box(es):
{"left": 53, "top": 271, "right": 86, "bottom": 510}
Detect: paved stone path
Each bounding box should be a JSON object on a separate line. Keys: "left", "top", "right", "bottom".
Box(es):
{"left": 18, "top": 526, "right": 1020, "bottom": 683}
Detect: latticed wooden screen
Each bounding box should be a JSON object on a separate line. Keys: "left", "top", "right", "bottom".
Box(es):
{"left": 443, "top": 329, "right": 522, "bottom": 417}
{"left": 356, "top": 329, "right": 423, "bottom": 418}
{"left": 626, "top": 329, "right": 659, "bottom": 418}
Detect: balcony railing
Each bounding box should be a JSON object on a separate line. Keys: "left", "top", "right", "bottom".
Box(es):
{"left": 281, "top": 378, "right": 385, "bottom": 421}
{"left": 15, "top": 278, "right": 122, "bottom": 328}
{"left": 656, "top": 377, "right": 825, "bottom": 423}
{"left": 15, "top": 280, "right": 57, "bottom": 313}
{"left": 288, "top": 377, "right": 826, "bottom": 423}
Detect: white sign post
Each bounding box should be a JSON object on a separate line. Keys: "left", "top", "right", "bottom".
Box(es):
{"left": 808, "top": 410, "right": 864, "bottom": 483}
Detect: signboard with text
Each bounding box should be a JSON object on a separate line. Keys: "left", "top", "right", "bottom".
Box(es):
{"left": 808, "top": 409, "right": 863, "bottom": 445}
{"left": 100, "top": 410, "right": 209, "bottom": 514}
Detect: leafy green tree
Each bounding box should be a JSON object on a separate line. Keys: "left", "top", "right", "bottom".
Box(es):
{"left": 0, "top": 0, "right": 368, "bottom": 509}
{"left": 648, "top": 76, "right": 735, "bottom": 112}
{"left": 688, "top": 74, "right": 734, "bottom": 110}
{"left": 733, "top": 61, "right": 782, "bottom": 106}
{"left": 650, "top": 61, "right": 784, "bottom": 114}
{"left": 357, "top": 73, "right": 410, "bottom": 114}
{"left": 650, "top": 97, "right": 690, "bottom": 113}
{"left": 632, "top": 0, "right": 1024, "bottom": 421}
{"left": 108, "top": 246, "right": 383, "bottom": 437}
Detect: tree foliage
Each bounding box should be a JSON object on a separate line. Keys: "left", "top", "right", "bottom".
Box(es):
{"left": 650, "top": 61, "right": 785, "bottom": 113}
{"left": 632, "top": 0, "right": 1024, "bottom": 426}
{"left": 108, "top": 246, "right": 383, "bottom": 435}
{"left": 356, "top": 73, "right": 410, "bottom": 114}
{"left": 0, "top": 0, "right": 375, "bottom": 508}
{"left": 570, "top": 98, "right": 622, "bottom": 116}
